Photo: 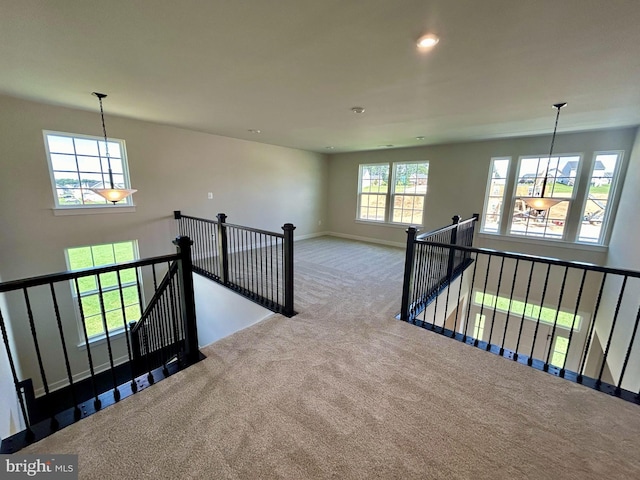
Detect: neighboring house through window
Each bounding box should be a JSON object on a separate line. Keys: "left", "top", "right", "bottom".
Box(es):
{"left": 44, "top": 131, "right": 133, "bottom": 207}
{"left": 357, "top": 161, "right": 429, "bottom": 225}
{"left": 66, "top": 241, "right": 141, "bottom": 340}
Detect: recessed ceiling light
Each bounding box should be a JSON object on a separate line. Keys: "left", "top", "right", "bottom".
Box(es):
{"left": 248, "top": 129, "right": 261, "bottom": 133}
{"left": 351, "top": 107, "right": 365, "bottom": 114}
{"left": 417, "top": 33, "right": 439, "bottom": 49}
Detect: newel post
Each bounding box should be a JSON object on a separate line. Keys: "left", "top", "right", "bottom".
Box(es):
{"left": 447, "top": 215, "right": 461, "bottom": 279}
{"left": 400, "top": 226, "right": 418, "bottom": 321}
{"left": 173, "top": 236, "right": 199, "bottom": 365}
{"left": 282, "top": 223, "right": 296, "bottom": 317}
{"left": 216, "top": 213, "right": 230, "bottom": 285}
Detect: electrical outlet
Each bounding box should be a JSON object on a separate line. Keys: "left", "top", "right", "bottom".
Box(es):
{"left": 207, "top": 192, "right": 213, "bottom": 200}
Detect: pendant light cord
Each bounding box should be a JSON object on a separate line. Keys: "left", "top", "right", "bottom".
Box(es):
{"left": 540, "top": 102, "right": 566, "bottom": 199}
{"left": 94, "top": 93, "right": 115, "bottom": 189}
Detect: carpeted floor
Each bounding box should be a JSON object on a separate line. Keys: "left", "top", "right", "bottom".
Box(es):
{"left": 22, "top": 236, "right": 640, "bottom": 479}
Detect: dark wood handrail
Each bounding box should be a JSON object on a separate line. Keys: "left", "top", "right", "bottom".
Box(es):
{"left": 0, "top": 254, "right": 179, "bottom": 293}
{"left": 417, "top": 240, "right": 640, "bottom": 279}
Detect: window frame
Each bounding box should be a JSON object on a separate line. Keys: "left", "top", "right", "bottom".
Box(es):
{"left": 480, "top": 150, "right": 625, "bottom": 246}
{"left": 577, "top": 150, "right": 625, "bottom": 245}
{"left": 43, "top": 130, "right": 134, "bottom": 210}
{"left": 356, "top": 162, "right": 390, "bottom": 224}
{"left": 356, "top": 160, "right": 429, "bottom": 226}
{"left": 480, "top": 157, "right": 511, "bottom": 234}
{"left": 506, "top": 153, "right": 583, "bottom": 241}
{"left": 65, "top": 240, "right": 142, "bottom": 344}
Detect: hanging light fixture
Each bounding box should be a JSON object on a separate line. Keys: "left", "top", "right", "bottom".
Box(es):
{"left": 89, "top": 92, "right": 137, "bottom": 204}
{"left": 518, "top": 102, "right": 567, "bottom": 213}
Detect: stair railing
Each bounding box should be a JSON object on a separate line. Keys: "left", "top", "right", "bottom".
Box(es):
{"left": 0, "top": 236, "right": 199, "bottom": 452}
{"left": 401, "top": 214, "right": 479, "bottom": 321}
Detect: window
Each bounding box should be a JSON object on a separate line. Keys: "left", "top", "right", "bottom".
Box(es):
{"left": 473, "top": 314, "right": 486, "bottom": 340}
{"left": 357, "top": 161, "right": 429, "bottom": 225}
{"left": 44, "top": 131, "right": 133, "bottom": 207}
{"left": 550, "top": 336, "right": 569, "bottom": 368}
{"left": 578, "top": 153, "right": 622, "bottom": 244}
{"left": 481, "top": 158, "right": 510, "bottom": 233}
{"left": 474, "top": 292, "right": 581, "bottom": 331}
{"left": 480, "top": 151, "right": 624, "bottom": 245}
{"left": 510, "top": 155, "right": 580, "bottom": 239}
{"left": 66, "top": 241, "right": 141, "bottom": 339}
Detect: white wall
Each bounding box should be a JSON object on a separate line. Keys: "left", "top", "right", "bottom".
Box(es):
{"left": 194, "top": 274, "right": 273, "bottom": 348}
{"left": 327, "top": 127, "right": 637, "bottom": 263}
{"left": 0, "top": 94, "right": 328, "bottom": 398}
{"left": 599, "top": 128, "right": 640, "bottom": 392}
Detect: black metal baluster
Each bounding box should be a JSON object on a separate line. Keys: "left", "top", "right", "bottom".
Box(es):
{"left": 0, "top": 308, "right": 35, "bottom": 441}
{"left": 451, "top": 254, "right": 468, "bottom": 337}
{"left": 528, "top": 264, "right": 551, "bottom": 367}
{"left": 167, "top": 264, "right": 181, "bottom": 363}
{"left": 486, "top": 256, "right": 506, "bottom": 351}
{"left": 74, "top": 278, "right": 101, "bottom": 410}
{"left": 250, "top": 231, "right": 256, "bottom": 297}
{"left": 134, "top": 268, "right": 153, "bottom": 383}
{"left": 475, "top": 256, "right": 492, "bottom": 346}
{"left": 277, "top": 237, "right": 282, "bottom": 307}
{"left": 269, "top": 235, "right": 275, "bottom": 308}
{"left": 500, "top": 258, "right": 519, "bottom": 356}
{"left": 441, "top": 242, "right": 455, "bottom": 335}
{"left": 514, "top": 262, "right": 535, "bottom": 362}
{"left": 116, "top": 271, "right": 137, "bottom": 393}
{"left": 49, "top": 283, "right": 81, "bottom": 419}
{"left": 544, "top": 267, "right": 569, "bottom": 371}
{"left": 560, "top": 270, "right": 587, "bottom": 378}
{"left": 416, "top": 242, "right": 428, "bottom": 321}
{"left": 22, "top": 288, "right": 58, "bottom": 429}
{"left": 616, "top": 304, "right": 640, "bottom": 397}
{"left": 96, "top": 275, "right": 120, "bottom": 402}
{"left": 596, "top": 275, "right": 628, "bottom": 389}
{"left": 432, "top": 243, "right": 448, "bottom": 330}
{"left": 462, "top": 252, "right": 480, "bottom": 343}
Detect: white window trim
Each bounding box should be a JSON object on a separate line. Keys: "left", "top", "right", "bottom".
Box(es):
{"left": 506, "top": 153, "right": 583, "bottom": 242}
{"left": 65, "top": 240, "right": 142, "bottom": 345}
{"left": 43, "top": 130, "right": 136, "bottom": 211}
{"left": 480, "top": 157, "right": 512, "bottom": 234}
{"left": 356, "top": 160, "right": 429, "bottom": 226}
{"left": 480, "top": 150, "right": 625, "bottom": 247}
{"left": 577, "top": 150, "right": 625, "bottom": 245}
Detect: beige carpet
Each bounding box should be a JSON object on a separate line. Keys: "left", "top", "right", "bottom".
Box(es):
{"left": 22, "top": 237, "right": 640, "bottom": 479}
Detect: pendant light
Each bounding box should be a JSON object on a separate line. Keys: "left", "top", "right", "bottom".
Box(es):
{"left": 519, "top": 102, "right": 567, "bottom": 213}
{"left": 89, "top": 92, "right": 137, "bottom": 204}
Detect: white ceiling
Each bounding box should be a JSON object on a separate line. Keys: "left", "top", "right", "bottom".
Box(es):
{"left": 1, "top": 0, "right": 639, "bottom": 153}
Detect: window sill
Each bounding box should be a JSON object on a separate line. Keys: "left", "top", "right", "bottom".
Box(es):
{"left": 77, "top": 327, "right": 126, "bottom": 349}
{"left": 355, "top": 219, "right": 422, "bottom": 229}
{"left": 477, "top": 232, "right": 608, "bottom": 253}
{"left": 53, "top": 205, "right": 136, "bottom": 216}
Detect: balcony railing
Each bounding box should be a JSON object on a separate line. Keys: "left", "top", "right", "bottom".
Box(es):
{"left": 175, "top": 212, "right": 296, "bottom": 316}
{"left": 401, "top": 227, "right": 640, "bottom": 405}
